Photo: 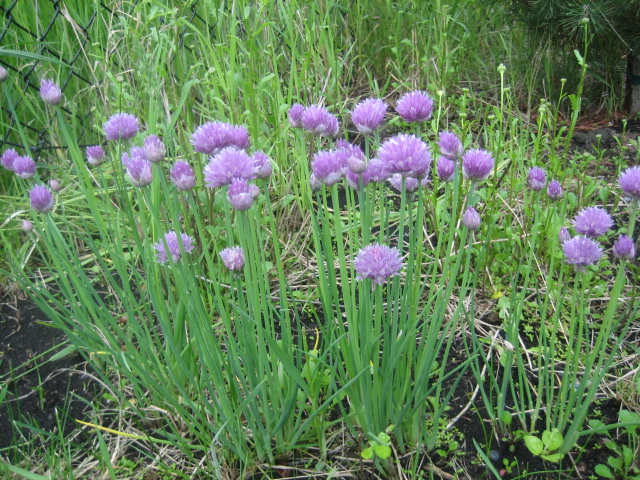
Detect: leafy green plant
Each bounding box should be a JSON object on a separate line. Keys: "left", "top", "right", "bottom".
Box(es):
{"left": 593, "top": 410, "right": 640, "bottom": 480}
{"left": 524, "top": 429, "right": 564, "bottom": 463}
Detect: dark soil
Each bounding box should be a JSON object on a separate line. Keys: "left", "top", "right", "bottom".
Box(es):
{"left": 0, "top": 295, "right": 96, "bottom": 452}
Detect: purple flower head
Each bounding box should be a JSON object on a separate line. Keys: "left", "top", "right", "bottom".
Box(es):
{"left": 22, "top": 220, "right": 33, "bottom": 232}
{"left": 354, "top": 244, "right": 403, "bottom": 286}
{"left": 558, "top": 227, "right": 571, "bottom": 244}
{"left": 301, "top": 105, "right": 339, "bottom": 137}
{"left": 563, "top": 235, "right": 603, "bottom": 272}
{"left": 191, "top": 121, "right": 249, "bottom": 155}
{"left": 572, "top": 206, "right": 613, "bottom": 238}
{"left": 204, "top": 147, "right": 256, "bottom": 188}
{"left": 29, "top": 185, "right": 54, "bottom": 213}
{"left": 170, "top": 161, "right": 196, "bottom": 191}
{"left": 547, "top": 180, "right": 563, "bottom": 201}
{"left": 612, "top": 235, "right": 635, "bottom": 261}
{"left": 252, "top": 151, "right": 272, "bottom": 179}
{"left": 462, "top": 149, "right": 494, "bottom": 182}
{"left": 351, "top": 98, "right": 387, "bottom": 134}
{"left": 366, "top": 157, "right": 390, "bottom": 183}
{"left": 227, "top": 178, "right": 255, "bottom": 211}
{"left": 388, "top": 173, "right": 429, "bottom": 192}
{"left": 462, "top": 207, "right": 481, "bottom": 230}
{"left": 40, "top": 79, "right": 62, "bottom": 105}
{"left": 336, "top": 142, "right": 365, "bottom": 173}
{"left": 124, "top": 155, "right": 153, "bottom": 187}
{"left": 86, "top": 145, "right": 105, "bottom": 166}
{"left": 345, "top": 166, "right": 372, "bottom": 189}
{"left": 154, "top": 231, "right": 195, "bottom": 264}
{"left": 104, "top": 113, "right": 139, "bottom": 141}
{"left": 1, "top": 148, "right": 19, "bottom": 171}
{"left": 144, "top": 135, "right": 165, "bottom": 163}
{"left": 619, "top": 166, "right": 640, "bottom": 201}
{"left": 220, "top": 246, "right": 245, "bottom": 272}
{"left": 396, "top": 91, "right": 434, "bottom": 122}
{"left": 0, "top": 66, "right": 8, "bottom": 82}
{"left": 14, "top": 156, "right": 36, "bottom": 179}
{"left": 311, "top": 150, "right": 345, "bottom": 186}
{"left": 528, "top": 167, "right": 547, "bottom": 191}
{"left": 289, "top": 103, "right": 305, "bottom": 128}
{"left": 438, "top": 132, "right": 463, "bottom": 160}
{"left": 377, "top": 134, "right": 432, "bottom": 179}
{"left": 436, "top": 157, "right": 456, "bottom": 182}
{"left": 220, "top": 247, "right": 244, "bottom": 272}
{"left": 49, "top": 179, "right": 61, "bottom": 193}
{"left": 336, "top": 139, "right": 351, "bottom": 150}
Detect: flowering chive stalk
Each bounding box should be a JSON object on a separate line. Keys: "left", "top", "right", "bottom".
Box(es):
{"left": 40, "top": 79, "right": 62, "bottom": 105}
{"left": 13, "top": 156, "right": 36, "bottom": 179}
{"left": 29, "top": 185, "right": 54, "bottom": 213}
{"left": 396, "top": 91, "right": 434, "bottom": 122}
{"left": 351, "top": 98, "right": 387, "bottom": 134}
{"left": 86, "top": 145, "right": 105, "bottom": 166}
{"left": 154, "top": 231, "right": 195, "bottom": 264}
{"left": 571, "top": 206, "right": 613, "bottom": 238}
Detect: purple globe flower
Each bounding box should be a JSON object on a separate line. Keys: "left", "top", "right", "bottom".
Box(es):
{"left": 220, "top": 246, "right": 245, "bottom": 271}
{"left": 170, "top": 161, "right": 196, "bottom": 191}
{"left": 123, "top": 155, "right": 153, "bottom": 187}
{"left": 29, "top": 185, "right": 54, "bottom": 213}
{"left": 0, "top": 65, "right": 8, "bottom": 82}
{"left": 612, "top": 235, "right": 635, "bottom": 260}
{"left": 154, "top": 231, "right": 195, "bottom": 264}
{"left": 191, "top": 121, "right": 249, "bottom": 155}
{"left": 311, "top": 150, "right": 345, "bottom": 186}
{"left": 86, "top": 145, "right": 105, "bottom": 166}
{"left": 40, "top": 79, "right": 62, "bottom": 105}
{"left": 438, "top": 132, "right": 463, "bottom": 160}
{"left": 252, "top": 151, "right": 272, "bottom": 179}
{"left": 351, "top": 98, "right": 387, "bottom": 134}
{"left": 104, "top": 113, "right": 139, "bottom": 141}
{"left": 354, "top": 244, "right": 403, "bottom": 286}
{"left": 301, "top": 105, "right": 340, "bottom": 137}
{"left": 1, "top": 148, "right": 19, "bottom": 171}
{"left": 388, "top": 173, "right": 429, "bottom": 192}
{"left": 547, "top": 180, "right": 563, "bottom": 201}
{"left": 345, "top": 166, "right": 373, "bottom": 189}
{"left": 22, "top": 220, "right": 34, "bottom": 232}
{"left": 572, "top": 206, "right": 613, "bottom": 238}
{"left": 336, "top": 142, "right": 365, "bottom": 174}
{"left": 436, "top": 157, "right": 456, "bottom": 182}
{"left": 462, "top": 207, "right": 481, "bottom": 230}
{"left": 144, "top": 135, "right": 165, "bottom": 163}
{"left": 204, "top": 147, "right": 256, "bottom": 188}
{"left": 619, "top": 166, "right": 640, "bottom": 201}
{"left": 528, "top": 167, "right": 546, "bottom": 191}
{"left": 563, "top": 236, "right": 603, "bottom": 272}
{"left": 13, "top": 156, "right": 36, "bottom": 179}
{"left": 462, "top": 149, "right": 494, "bottom": 182}
{"left": 377, "top": 134, "right": 432, "bottom": 179}
{"left": 289, "top": 103, "right": 305, "bottom": 128}
{"left": 396, "top": 91, "right": 434, "bottom": 122}
{"left": 227, "top": 178, "right": 255, "bottom": 211}
{"left": 558, "top": 227, "right": 571, "bottom": 244}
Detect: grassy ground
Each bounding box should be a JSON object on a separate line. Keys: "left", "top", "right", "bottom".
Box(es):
{"left": 1, "top": 1, "right": 639, "bottom": 479}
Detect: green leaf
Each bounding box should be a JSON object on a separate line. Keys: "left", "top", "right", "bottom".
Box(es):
{"left": 501, "top": 411, "right": 512, "bottom": 426}
{"left": 378, "top": 432, "right": 390, "bottom": 443}
{"left": 619, "top": 410, "right": 640, "bottom": 435}
{"left": 524, "top": 435, "right": 544, "bottom": 455}
{"left": 372, "top": 444, "right": 391, "bottom": 459}
{"left": 608, "top": 457, "right": 622, "bottom": 470}
{"left": 1, "top": 461, "right": 51, "bottom": 479}
{"left": 622, "top": 445, "right": 633, "bottom": 466}
{"left": 49, "top": 344, "right": 77, "bottom": 362}
{"left": 0, "top": 48, "right": 66, "bottom": 66}
{"left": 542, "top": 429, "right": 563, "bottom": 451}
{"left": 361, "top": 447, "right": 373, "bottom": 460}
{"left": 541, "top": 452, "right": 563, "bottom": 463}
{"left": 574, "top": 49, "right": 584, "bottom": 65}
{"left": 594, "top": 464, "right": 614, "bottom": 479}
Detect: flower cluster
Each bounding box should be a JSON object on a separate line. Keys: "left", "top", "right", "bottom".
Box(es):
{"left": 377, "top": 134, "right": 431, "bottom": 179}
{"left": 354, "top": 245, "right": 403, "bottom": 286}
{"left": 572, "top": 207, "right": 613, "bottom": 238}
{"left": 29, "top": 185, "right": 54, "bottom": 213}
{"left": 301, "top": 105, "right": 340, "bottom": 137}
{"left": 462, "top": 149, "right": 493, "bottom": 182}
{"left": 351, "top": 98, "right": 386, "bottom": 134}
{"left": 40, "top": 79, "right": 62, "bottom": 105}
{"left": 86, "top": 145, "right": 105, "bottom": 166}
{"left": 191, "top": 121, "right": 250, "bottom": 155}
{"left": 563, "top": 236, "right": 603, "bottom": 272}
{"left": 154, "top": 231, "right": 195, "bottom": 264}
{"left": 104, "top": 113, "right": 139, "bottom": 141}
{"left": 220, "top": 246, "right": 245, "bottom": 271}
{"left": 396, "top": 91, "right": 433, "bottom": 122}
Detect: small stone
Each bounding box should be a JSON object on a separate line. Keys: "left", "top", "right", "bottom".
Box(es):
{"left": 489, "top": 450, "right": 501, "bottom": 462}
